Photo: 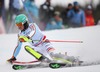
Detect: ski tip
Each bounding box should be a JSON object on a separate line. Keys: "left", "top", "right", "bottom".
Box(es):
{"left": 12, "top": 65, "right": 17, "bottom": 70}
{"left": 49, "top": 63, "right": 66, "bottom": 69}
{"left": 49, "top": 63, "right": 60, "bottom": 69}
{"left": 12, "top": 65, "right": 23, "bottom": 70}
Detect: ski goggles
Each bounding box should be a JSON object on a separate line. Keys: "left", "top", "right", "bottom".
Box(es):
{"left": 16, "top": 22, "right": 23, "bottom": 27}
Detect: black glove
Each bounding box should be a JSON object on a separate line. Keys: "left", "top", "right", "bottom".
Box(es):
{"left": 7, "top": 56, "right": 16, "bottom": 63}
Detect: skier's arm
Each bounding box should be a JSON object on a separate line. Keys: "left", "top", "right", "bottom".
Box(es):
{"left": 12, "top": 35, "right": 31, "bottom": 58}
{"left": 13, "top": 42, "right": 22, "bottom": 57}
{"left": 7, "top": 42, "right": 22, "bottom": 62}
{"left": 7, "top": 35, "right": 23, "bottom": 62}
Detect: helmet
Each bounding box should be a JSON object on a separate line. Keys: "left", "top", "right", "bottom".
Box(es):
{"left": 15, "top": 14, "right": 28, "bottom": 25}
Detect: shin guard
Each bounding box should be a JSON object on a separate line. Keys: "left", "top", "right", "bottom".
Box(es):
{"left": 25, "top": 46, "right": 43, "bottom": 60}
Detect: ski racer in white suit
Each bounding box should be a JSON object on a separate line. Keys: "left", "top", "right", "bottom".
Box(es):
{"left": 8, "top": 14, "right": 55, "bottom": 62}
{"left": 8, "top": 14, "right": 80, "bottom": 64}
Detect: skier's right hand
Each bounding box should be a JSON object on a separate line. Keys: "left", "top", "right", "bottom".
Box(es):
{"left": 7, "top": 56, "right": 16, "bottom": 63}
{"left": 19, "top": 36, "right": 32, "bottom": 42}
{"left": 19, "top": 38, "right": 26, "bottom": 42}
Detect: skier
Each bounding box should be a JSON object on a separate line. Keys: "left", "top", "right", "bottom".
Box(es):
{"left": 7, "top": 14, "right": 80, "bottom": 65}
{"left": 7, "top": 14, "right": 55, "bottom": 63}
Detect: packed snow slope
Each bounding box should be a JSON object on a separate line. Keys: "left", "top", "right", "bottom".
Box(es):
{"left": 0, "top": 25, "right": 100, "bottom": 72}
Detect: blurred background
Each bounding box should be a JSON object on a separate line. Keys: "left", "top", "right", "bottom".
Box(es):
{"left": 0, "top": 0, "right": 100, "bottom": 34}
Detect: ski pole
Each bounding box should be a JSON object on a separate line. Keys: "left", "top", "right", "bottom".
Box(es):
{"left": 19, "top": 36, "right": 83, "bottom": 43}
{"left": 32, "top": 40, "right": 83, "bottom": 43}
{"left": 49, "top": 40, "right": 83, "bottom": 43}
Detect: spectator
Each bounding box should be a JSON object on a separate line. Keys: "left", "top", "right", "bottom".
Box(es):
{"left": 9, "top": 0, "right": 21, "bottom": 21}
{"left": 23, "top": 0, "right": 39, "bottom": 19}
{"left": 67, "top": 1, "right": 85, "bottom": 27}
{"left": 61, "top": 3, "right": 73, "bottom": 26}
{"left": 85, "top": 5, "right": 95, "bottom": 26}
{"left": 7, "top": 0, "right": 22, "bottom": 33}
{"left": 45, "top": 11, "right": 63, "bottom": 30}
{"left": 0, "top": 0, "right": 6, "bottom": 25}
{"left": 39, "top": 0, "right": 54, "bottom": 24}
{"left": 0, "top": 0, "right": 6, "bottom": 34}
{"left": 0, "top": 17, "right": 6, "bottom": 34}
{"left": 97, "top": 20, "right": 100, "bottom": 25}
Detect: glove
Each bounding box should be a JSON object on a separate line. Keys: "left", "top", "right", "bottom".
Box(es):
{"left": 19, "top": 36, "right": 32, "bottom": 42}
{"left": 7, "top": 56, "right": 16, "bottom": 63}
{"left": 19, "top": 38, "right": 26, "bottom": 42}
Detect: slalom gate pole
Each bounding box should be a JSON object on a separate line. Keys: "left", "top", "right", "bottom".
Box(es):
{"left": 21, "top": 0, "right": 33, "bottom": 23}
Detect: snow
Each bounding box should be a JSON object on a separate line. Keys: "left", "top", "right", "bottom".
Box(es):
{"left": 0, "top": 25, "right": 100, "bottom": 72}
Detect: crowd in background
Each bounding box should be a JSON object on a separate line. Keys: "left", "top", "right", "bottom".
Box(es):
{"left": 0, "top": 0, "right": 100, "bottom": 34}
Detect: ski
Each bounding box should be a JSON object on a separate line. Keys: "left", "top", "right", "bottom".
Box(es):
{"left": 12, "top": 59, "right": 82, "bottom": 70}
{"left": 12, "top": 60, "right": 100, "bottom": 70}
{"left": 12, "top": 57, "right": 82, "bottom": 70}
{"left": 49, "top": 61, "right": 82, "bottom": 69}
{"left": 49, "top": 63, "right": 66, "bottom": 69}
{"left": 11, "top": 55, "right": 100, "bottom": 70}
{"left": 12, "top": 62, "right": 49, "bottom": 70}
{"left": 49, "top": 60, "right": 100, "bottom": 69}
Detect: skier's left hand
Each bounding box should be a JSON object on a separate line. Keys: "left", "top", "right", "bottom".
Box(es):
{"left": 7, "top": 56, "right": 16, "bottom": 63}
